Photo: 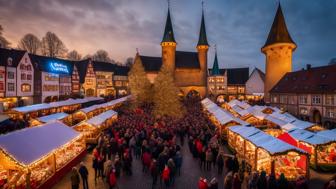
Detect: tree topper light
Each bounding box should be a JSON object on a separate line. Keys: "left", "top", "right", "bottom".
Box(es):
{"left": 50, "top": 62, "right": 69, "bottom": 74}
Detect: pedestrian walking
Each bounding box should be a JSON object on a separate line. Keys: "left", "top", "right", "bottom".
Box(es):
{"left": 205, "top": 148, "right": 213, "bottom": 171}
{"left": 150, "top": 160, "right": 159, "bottom": 189}
{"left": 162, "top": 165, "right": 170, "bottom": 188}
{"left": 109, "top": 169, "right": 119, "bottom": 189}
{"left": 257, "top": 171, "right": 267, "bottom": 189}
{"left": 78, "top": 162, "right": 89, "bottom": 189}
{"left": 174, "top": 151, "right": 183, "bottom": 176}
{"left": 70, "top": 167, "right": 80, "bottom": 189}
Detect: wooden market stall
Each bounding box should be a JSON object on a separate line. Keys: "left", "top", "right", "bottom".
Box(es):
{"left": 228, "top": 126, "right": 309, "bottom": 180}
{"left": 6, "top": 97, "right": 104, "bottom": 121}
{"left": 285, "top": 129, "right": 336, "bottom": 169}
{"left": 0, "top": 122, "right": 86, "bottom": 189}
{"left": 73, "top": 110, "right": 118, "bottom": 144}
{"left": 281, "top": 120, "right": 325, "bottom": 133}
{"left": 29, "top": 113, "right": 72, "bottom": 127}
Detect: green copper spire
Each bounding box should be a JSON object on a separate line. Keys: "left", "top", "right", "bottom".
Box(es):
{"left": 211, "top": 49, "right": 220, "bottom": 75}
{"left": 263, "top": 3, "right": 296, "bottom": 48}
{"left": 197, "top": 3, "right": 209, "bottom": 46}
{"left": 161, "top": 6, "right": 176, "bottom": 43}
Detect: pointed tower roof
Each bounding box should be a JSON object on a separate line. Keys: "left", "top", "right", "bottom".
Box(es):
{"left": 161, "top": 7, "right": 176, "bottom": 43}
{"left": 197, "top": 3, "right": 209, "bottom": 46}
{"left": 263, "top": 3, "right": 296, "bottom": 48}
{"left": 211, "top": 50, "right": 220, "bottom": 75}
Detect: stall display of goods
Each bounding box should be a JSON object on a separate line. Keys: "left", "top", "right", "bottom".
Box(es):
{"left": 55, "top": 141, "right": 85, "bottom": 170}
{"left": 30, "top": 162, "right": 54, "bottom": 188}
{"left": 317, "top": 143, "right": 336, "bottom": 164}
{"left": 274, "top": 152, "right": 306, "bottom": 180}
{"left": 256, "top": 148, "right": 271, "bottom": 173}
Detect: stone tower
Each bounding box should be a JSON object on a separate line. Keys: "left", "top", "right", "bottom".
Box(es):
{"left": 161, "top": 6, "right": 176, "bottom": 73}
{"left": 262, "top": 3, "right": 296, "bottom": 103}
{"left": 197, "top": 5, "right": 209, "bottom": 93}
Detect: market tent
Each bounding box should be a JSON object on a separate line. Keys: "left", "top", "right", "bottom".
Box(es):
{"left": 0, "top": 121, "right": 80, "bottom": 166}
{"left": 317, "top": 129, "right": 336, "bottom": 141}
{"left": 227, "top": 99, "right": 251, "bottom": 110}
{"left": 37, "top": 112, "right": 69, "bottom": 123}
{"left": 277, "top": 133, "right": 298, "bottom": 147}
{"left": 289, "top": 129, "right": 334, "bottom": 146}
{"left": 281, "top": 123, "right": 299, "bottom": 132}
{"left": 289, "top": 129, "right": 315, "bottom": 141}
{"left": 229, "top": 125, "right": 260, "bottom": 138}
{"left": 86, "top": 110, "right": 118, "bottom": 126}
{"left": 12, "top": 103, "right": 51, "bottom": 114}
{"left": 265, "top": 115, "right": 288, "bottom": 127}
{"left": 269, "top": 112, "right": 297, "bottom": 123}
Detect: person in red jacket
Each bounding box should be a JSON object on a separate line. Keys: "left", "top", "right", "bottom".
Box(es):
{"left": 142, "top": 150, "right": 152, "bottom": 173}
{"left": 198, "top": 177, "right": 208, "bottom": 189}
{"left": 162, "top": 165, "right": 170, "bottom": 188}
{"left": 109, "top": 169, "right": 118, "bottom": 189}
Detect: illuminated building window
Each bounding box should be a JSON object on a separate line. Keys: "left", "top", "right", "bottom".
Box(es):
{"left": 325, "top": 95, "right": 334, "bottom": 105}
{"left": 272, "top": 96, "right": 278, "bottom": 103}
{"left": 312, "top": 95, "right": 321, "bottom": 104}
{"left": 8, "top": 83, "right": 15, "bottom": 91}
{"left": 326, "top": 109, "right": 335, "bottom": 118}
{"left": 238, "top": 87, "right": 245, "bottom": 94}
{"left": 280, "top": 95, "right": 287, "bottom": 104}
{"left": 299, "top": 95, "right": 308, "bottom": 104}
{"left": 300, "top": 107, "right": 308, "bottom": 115}
{"left": 21, "top": 84, "right": 31, "bottom": 92}
{"left": 7, "top": 72, "right": 14, "bottom": 79}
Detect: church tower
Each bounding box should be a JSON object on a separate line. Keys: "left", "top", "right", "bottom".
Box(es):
{"left": 161, "top": 5, "right": 176, "bottom": 73}
{"left": 197, "top": 3, "right": 209, "bottom": 91}
{"left": 262, "top": 3, "right": 296, "bottom": 103}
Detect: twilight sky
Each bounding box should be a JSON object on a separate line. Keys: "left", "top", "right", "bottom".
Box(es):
{"left": 0, "top": 0, "right": 335, "bottom": 72}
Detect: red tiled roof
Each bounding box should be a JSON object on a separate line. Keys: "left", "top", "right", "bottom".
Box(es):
{"left": 270, "top": 64, "right": 336, "bottom": 94}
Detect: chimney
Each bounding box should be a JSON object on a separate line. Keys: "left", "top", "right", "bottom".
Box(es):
{"left": 306, "top": 64, "right": 311, "bottom": 70}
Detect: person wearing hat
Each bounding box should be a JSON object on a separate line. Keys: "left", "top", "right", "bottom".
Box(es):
{"left": 78, "top": 162, "right": 89, "bottom": 189}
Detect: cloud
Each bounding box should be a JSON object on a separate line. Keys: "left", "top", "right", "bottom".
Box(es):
{"left": 0, "top": 0, "right": 335, "bottom": 70}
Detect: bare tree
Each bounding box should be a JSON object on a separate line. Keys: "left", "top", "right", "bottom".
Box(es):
{"left": 92, "top": 49, "right": 111, "bottom": 62}
{"left": 0, "top": 25, "right": 10, "bottom": 48}
{"left": 67, "top": 50, "right": 82, "bottom": 60}
{"left": 18, "top": 33, "right": 41, "bottom": 54}
{"left": 125, "top": 57, "right": 134, "bottom": 67}
{"left": 41, "top": 31, "right": 67, "bottom": 58}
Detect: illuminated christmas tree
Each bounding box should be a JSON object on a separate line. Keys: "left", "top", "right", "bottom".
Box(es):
{"left": 153, "top": 63, "right": 185, "bottom": 118}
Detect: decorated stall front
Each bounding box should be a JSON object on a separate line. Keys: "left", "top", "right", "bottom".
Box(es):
{"left": 285, "top": 129, "right": 336, "bottom": 170}
{"left": 29, "top": 113, "right": 72, "bottom": 127}
{"left": 228, "top": 126, "right": 309, "bottom": 180}
{"left": 73, "top": 110, "right": 118, "bottom": 144}
{"left": 0, "top": 122, "right": 86, "bottom": 189}
{"left": 6, "top": 97, "right": 104, "bottom": 121}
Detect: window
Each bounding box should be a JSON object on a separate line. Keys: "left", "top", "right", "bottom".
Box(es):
{"left": 8, "top": 83, "right": 14, "bottom": 91}
{"left": 280, "top": 95, "right": 288, "bottom": 104}
{"left": 238, "top": 87, "right": 245, "bottom": 94}
{"left": 20, "top": 64, "right": 25, "bottom": 70}
{"left": 326, "top": 108, "right": 335, "bottom": 118}
{"left": 115, "top": 81, "right": 122, "bottom": 87}
{"left": 27, "top": 74, "right": 32, "bottom": 80}
{"left": 288, "top": 96, "right": 296, "bottom": 104}
{"left": 300, "top": 108, "right": 308, "bottom": 115}
{"left": 0, "top": 83, "right": 4, "bottom": 91}
{"left": 312, "top": 95, "right": 321, "bottom": 104}
{"left": 21, "top": 84, "right": 31, "bottom": 92}
{"left": 299, "top": 95, "right": 308, "bottom": 104}
{"left": 7, "top": 72, "right": 14, "bottom": 79}
{"left": 325, "top": 95, "right": 334, "bottom": 105}
{"left": 272, "top": 96, "right": 278, "bottom": 103}
{"left": 27, "top": 65, "right": 32, "bottom": 71}
{"left": 21, "top": 73, "right": 26, "bottom": 80}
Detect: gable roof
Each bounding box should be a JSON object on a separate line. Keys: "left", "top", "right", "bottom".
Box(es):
{"left": 263, "top": 3, "right": 296, "bottom": 49}
{"left": 251, "top": 68, "right": 265, "bottom": 82}
{"left": 0, "top": 48, "right": 27, "bottom": 67}
{"left": 208, "top": 67, "right": 249, "bottom": 85}
{"left": 270, "top": 64, "right": 336, "bottom": 94}
{"left": 139, "top": 51, "right": 200, "bottom": 72}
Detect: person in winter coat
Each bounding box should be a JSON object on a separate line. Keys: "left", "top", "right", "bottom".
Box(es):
{"left": 167, "top": 158, "right": 176, "bottom": 185}
{"left": 92, "top": 156, "right": 99, "bottom": 182}
{"left": 257, "top": 171, "right": 267, "bottom": 189}
{"left": 216, "top": 153, "right": 224, "bottom": 175}
{"left": 70, "top": 167, "right": 80, "bottom": 189}
{"left": 232, "top": 172, "right": 241, "bottom": 189}
{"left": 267, "top": 173, "right": 277, "bottom": 189}
{"left": 150, "top": 160, "right": 159, "bottom": 189}
{"left": 109, "top": 169, "right": 118, "bottom": 189}
{"left": 142, "top": 150, "right": 152, "bottom": 173}
{"left": 277, "top": 173, "right": 289, "bottom": 189}
{"left": 233, "top": 156, "right": 239, "bottom": 173}
{"left": 248, "top": 172, "right": 258, "bottom": 189}
{"left": 162, "top": 165, "right": 171, "bottom": 188}
{"left": 205, "top": 148, "right": 213, "bottom": 171}
{"left": 198, "top": 177, "right": 208, "bottom": 189}
{"left": 78, "top": 162, "right": 89, "bottom": 189}
{"left": 114, "top": 155, "right": 122, "bottom": 178}
{"left": 200, "top": 149, "right": 206, "bottom": 170}
{"left": 209, "top": 177, "right": 218, "bottom": 189}
{"left": 224, "top": 171, "right": 233, "bottom": 189}
{"left": 225, "top": 157, "right": 234, "bottom": 172}
{"left": 174, "top": 151, "right": 183, "bottom": 176}
{"left": 104, "top": 159, "right": 113, "bottom": 182}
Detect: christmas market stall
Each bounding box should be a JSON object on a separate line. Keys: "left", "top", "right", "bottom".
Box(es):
{"left": 228, "top": 125, "right": 309, "bottom": 180}
{"left": 284, "top": 129, "right": 336, "bottom": 169}
{"left": 0, "top": 122, "right": 86, "bottom": 189}
{"left": 281, "top": 119, "right": 325, "bottom": 132}
{"left": 73, "top": 110, "right": 118, "bottom": 144}
{"left": 29, "top": 113, "right": 72, "bottom": 127}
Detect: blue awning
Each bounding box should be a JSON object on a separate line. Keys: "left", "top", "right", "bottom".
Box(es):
{"left": 37, "top": 112, "right": 69, "bottom": 123}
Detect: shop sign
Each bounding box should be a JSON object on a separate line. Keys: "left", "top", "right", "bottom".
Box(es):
{"left": 50, "top": 62, "right": 69, "bottom": 74}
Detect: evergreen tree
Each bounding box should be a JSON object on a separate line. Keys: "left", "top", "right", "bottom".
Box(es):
{"left": 153, "top": 63, "right": 185, "bottom": 118}
{"left": 128, "top": 53, "right": 152, "bottom": 106}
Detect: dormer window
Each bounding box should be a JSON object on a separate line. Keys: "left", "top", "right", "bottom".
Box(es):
{"left": 7, "top": 57, "right": 13, "bottom": 66}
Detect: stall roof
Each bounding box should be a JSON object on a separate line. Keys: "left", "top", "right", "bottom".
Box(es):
{"left": 12, "top": 103, "right": 51, "bottom": 113}
{"left": 289, "top": 129, "right": 334, "bottom": 146}
{"left": 281, "top": 123, "right": 298, "bottom": 132}
{"left": 77, "top": 96, "right": 130, "bottom": 114}
{"left": 86, "top": 110, "right": 118, "bottom": 126}
{"left": 290, "top": 120, "right": 315, "bottom": 130}
{"left": 0, "top": 122, "right": 80, "bottom": 166}
{"left": 317, "top": 129, "right": 336, "bottom": 141}
{"left": 269, "top": 112, "right": 297, "bottom": 123}
{"left": 265, "top": 115, "right": 288, "bottom": 126}
{"left": 37, "top": 112, "right": 69, "bottom": 123}
{"left": 227, "top": 99, "right": 251, "bottom": 110}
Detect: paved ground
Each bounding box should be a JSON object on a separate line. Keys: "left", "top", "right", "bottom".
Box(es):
{"left": 52, "top": 140, "right": 334, "bottom": 189}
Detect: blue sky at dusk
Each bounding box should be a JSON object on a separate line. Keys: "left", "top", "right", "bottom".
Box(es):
{"left": 0, "top": 0, "right": 335, "bottom": 72}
